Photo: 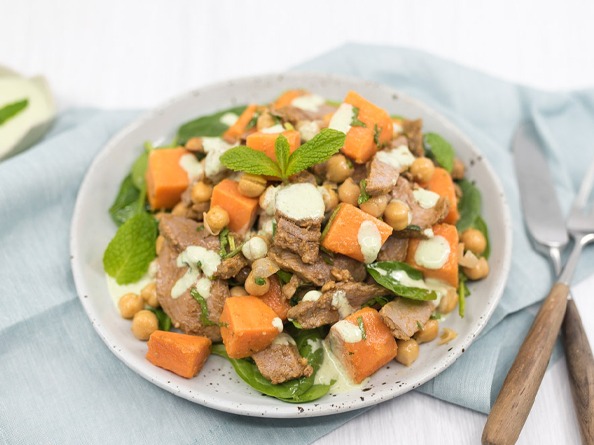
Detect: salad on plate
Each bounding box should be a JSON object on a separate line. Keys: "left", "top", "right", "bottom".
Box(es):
{"left": 102, "top": 88, "right": 490, "bottom": 403}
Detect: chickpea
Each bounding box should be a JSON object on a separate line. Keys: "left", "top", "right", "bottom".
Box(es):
{"left": 140, "top": 282, "right": 159, "bottom": 308}
{"left": 451, "top": 158, "right": 465, "bottom": 180}
{"left": 118, "top": 292, "right": 144, "bottom": 319}
{"left": 337, "top": 178, "right": 360, "bottom": 206}
{"left": 359, "top": 194, "right": 390, "bottom": 218}
{"left": 131, "top": 310, "right": 159, "bottom": 341}
{"left": 320, "top": 185, "right": 339, "bottom": 212}
{"left": 384, "top": 200, "right": 411, "bottom": 231}
{"left": 155, "top": 235, "right": 165, "bottom": 255}
{"left": 326, "top": 154, "right": 354, "bottom": 183}
{"left": 204, "top": 205, "right": 230, "bottom": 235}
{"left": 463, "top": 256, "right": 490, "bottom": 280}
{"left": 185, "top": 137, "right": 204, "bottom": 152}
{"left": 410, "top": 157, "right": 435, "bottom": 183}
{"left": 171, "top": 202, "right": 187, "bottom": 216}
{"left": 396, "top": 339, "right": 419, "bottom": 366}
{"left": 438, "top": 287, "right": 458, "bottom": 314}
{"left": 230, "top": 286, "right": 248, "bottom": 297}
{"left": 238, "top": 174, "right": 267, "bottom": 198}
{"left": 241, "top": 236, "right": 268, "bottom": 261}
{"left": 244, "top": 271, "right": 270, "bottom": 296}
{"left": 257, "top": 111, "right": 275, "bottom": 130}
{"left": 414, "top": 319, "right": 439, "bottom": 344}
{"left": 461, "top": 228, "right": 487, "bottom": 256}
{"left": 191, "top": 181, "right": 213, "bottom": 203}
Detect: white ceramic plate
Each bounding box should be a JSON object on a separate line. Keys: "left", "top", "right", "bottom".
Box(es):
{"left": 70, "top": 72, "right": 512, "bottom": 418}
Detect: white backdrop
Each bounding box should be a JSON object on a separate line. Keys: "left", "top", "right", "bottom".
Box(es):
{"left": 2, "top": 1, "right": 593, "bottom": 443}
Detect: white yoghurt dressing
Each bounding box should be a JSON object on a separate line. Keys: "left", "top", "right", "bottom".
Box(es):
{"left": 393, "top": 121, "right": 403, "bottom": 134}
{"left": 273, "top": 332, "right": 296, "bottom": 346}
{"left": 259, "top": 185, "right": 279, "bottom": 216}
{"left": 178, "top": 153, "right": 204, "bottom": 182}
{"left": 414, "top": 235, "right": 451, "bottom": 269}
{"left": 219, "top": 112, "right": 239, "bottom": 127}
{"left": 297, "top": 120, "right": 320, "bottom": 142}
{"left": 261, "top": 124, "right": 285, "bottom": 134}
{"left": 272, "top": 317, "right": 284, "bottom": 333}
{"left": 333, "top": 319, "right": 363, "bottom": 343}
{"left": 275, "top": 183, "right": 325, "bottom": 221}
{"left": 106, "top": 260, "right": 157, "bottom": 306}
{"left": 171, "top": 246, "right": 221, "bottom": 299}
{"left": 375, "top": 145, "right": 415, "bottom": 171}
{"left": 357, "top": 220, "right": 382, "bottom": 264}
{"left": 331, "top": 290, "right": 354, "bottom": 319}
{"left": 202, "top": 137, "right": 235, "bottom": 179}
{"left": 388, "top": 269, "right": 449, "bottom": 305}
{"left": 291, "top": 94, "right": 325, "bottom": 112}
{"left": 413, "top": 188, "right": 440, "bottom": 209}
{"left": 328, "top": 103, "right": 354, "bottom": 134}
{"left": 314, "top": 340, "right": 365, "bottom": 392}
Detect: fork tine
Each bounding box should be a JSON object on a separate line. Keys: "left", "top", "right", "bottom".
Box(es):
{"left": 574, "top": 157, "right": 594, "bottom": 209}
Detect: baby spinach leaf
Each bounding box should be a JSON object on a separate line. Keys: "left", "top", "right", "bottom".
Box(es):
{"left": 456, "top": 179, "right": 482, "bottom": 232}
{"left": 366, "top": 261, "right": 437, "bottom": 301}
{"left": 0, "top": 98, "right": 28, "bottom": 126}
{"left": 473, "top": 215, "right": 491, "bottom": 259}
{"left": 131, "top": 150, "right": 149, "bottom": 190}
{"left": 423, "top": 132, "right": 455, "bottom": 172}
{"left": 109, "top": 174, "right": 143, "bottom": 226}
{"left": 211, "top": 328, "right": 331, "bottom": 403}
{"left": 149, "top": 308, "right": 172, "bottom": 331}
{"left": 176, "top": 105, "right": 247, "bottom": 144}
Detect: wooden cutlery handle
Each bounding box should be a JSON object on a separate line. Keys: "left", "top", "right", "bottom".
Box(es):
{"left": 563, "top": 298, "right": 594, "bottom": 445}
{"left": 482, "top": 282, "right": 569, "bottom": 445}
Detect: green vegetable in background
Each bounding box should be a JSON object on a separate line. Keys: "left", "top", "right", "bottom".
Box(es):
{"left": 366, "top": 261, "right": 437, "bottom": 301}
{"left": 109, "top": 175, "right": 144, "bottom": 226}
{"left": 176, "top": 105, "right": 247, "bottom": 144}
{"left": 423, "top": 132, "right": 455, "bottom": 173}
{"left": 149, "top": 308, "right": 172, "bottom": 331}
{"left": 211, "top": 328, "right": 332, "bottom": 403}
{"left": 456, "top": 179, "right": 490, "bottom": 258}
{"left": 0, "top": 98, "right": 28, "bottom": 126}
{"left": 357, "top": 179, "right": 370, "bottom": 205}
{"left": 220, "top": 129, "right": 345, "bottom": 183}
{"left": 103, "top": 212, "right": 157, "bottom": 284}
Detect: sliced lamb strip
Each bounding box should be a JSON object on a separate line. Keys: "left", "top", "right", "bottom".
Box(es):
{"left": 402, "top": 118, "right": 424, "bottom": 157}
{"left": 286, "top": 292, "right": 339, "bottom": 329}
{"left": 377, "top": 236, "right": 409, "bottom": 262}
{"left": 158, "top": 214, "right": 219, "bottom": 252}
{"left": 365, "top": 157, "right": 399, "bottom": 196}
{"left": 156, "top": 241, "right": 229, "bottom": 341}
{"left": 252, "top": 341, "right": 313, "bottom": 384}
{"left": 214, "top": 253, "right": 249, "bottom": 280}
{"left": 272, "top": 103, "right": 337, "bottom": 125}
{"left": 332, "top": 254, "right": 367, "bottom": 282}
{"left": 268, "top": 246, "right": 330, "bottom": 286}
{"left": 273, "top": 213, "right": 321, "bottom": 264}
{"left": 379, "top": 297, "right": 434, "bottom": 340}
{"left": 391, "top": 176, "right": 449, "bottom": 237}
{"left": 323, "top": 281, "right": 388, "bottom": 308}
{"left": 281, "top": 274, "right": 301, "bottom": 300}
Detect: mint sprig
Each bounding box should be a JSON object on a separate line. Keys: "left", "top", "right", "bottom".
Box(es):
{"left": 220, "top": 128, "right": 345, "bottom": 182}
{"left": 103, "top": 212, "right": 157, "bottom": 284}
{"left": 0, "top": 98, "right": 29, "bottom": 126}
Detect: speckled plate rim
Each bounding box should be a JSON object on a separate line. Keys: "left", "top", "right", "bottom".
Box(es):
{"left": 70, "top": 72, "right": 512, "bottom": 418}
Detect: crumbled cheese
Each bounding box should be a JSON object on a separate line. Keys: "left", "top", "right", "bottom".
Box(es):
{"left": 179, "top": 153, "right": 204, "bottom": 182}
{"left": 272, "top": 317, "right": 284, "bottom": 333}
{"left": 202, "top": 137, "right": 234, "bottom": 179}
{"left": 291, "top": 94, "right": 325, "bottom": 112}
{"left": 375, "top": 145, "right": 415, "bottom": 171}
{"left": 220, "top": 112, "right": 239, "bottom": 127}
{"left": 328, "top": 103, "right": 354, "bottom": 134}
{"left": 261, "top": 124, "right": 285, "bottom": 134}
{"left": 413, "top": 189, "right": 440, "bottom": 209}
{"left": 297, "top": 120, "right": 320, "bottom": 141}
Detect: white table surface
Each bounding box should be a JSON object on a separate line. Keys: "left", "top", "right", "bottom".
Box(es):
{"left": 3, "top": 1, "right": 593, "bottom": 443}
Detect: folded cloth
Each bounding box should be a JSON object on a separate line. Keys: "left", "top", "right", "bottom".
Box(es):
{"left": 2, "top": 44, "right": 594, "bottom": 444}
{"left": 294, "top": 43, "right": 594, "bottom": 413}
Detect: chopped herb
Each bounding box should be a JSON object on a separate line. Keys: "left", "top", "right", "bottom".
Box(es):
{"left": 290, "top": 319, "right": 303, "bottom": 329}
{"left": 218, "top": 227, "right": 230, "bottom": 257}
{"left": 363, "top": 295, "right": 391, "bottom": 308}
{"left": 406, "top": 225, "right": 421, "bottom": 232}
{"left": 357, "top": 316, "right": 367, "bottom": 340}
{"left": 430, "top": 312, "right": 443, "bottom": 320}
{"left": 272, "top": 220, "right": 277, "bottom": 237}
{"left": 276, "top": 270, "right": 292, "bottom": 285}
{"left": 351, "top": 107, "right": 366, "bottom": 127}
{"left": 373, "top": 124, "right": 381, "bottom": 146}
{"left": 246, "top": 112, "right": 260, "bottom": 130}
{"left": 0, "top": 98, "right": 29, "bottom": 126}
{"left": 416, "top": 321, "right": 424, "bottom": 331}
{"left": 196, "top": 225, "right": 205, "bottom": 232}
{"left": 358, "top": 179, "right": 370, "bottom": 205}
{"left": 190, "top": 288, "right": 219, "bottom": 327}
{"left": 321, "top": 254, "right": 334, "bottom": 266}
{"left": 229, "top": 235, "right": 236, "bottom": 252}
{"left": 255, "top": 277, "right": 266, "bottom": 286}
{"left": 222, "top": 242, "right": 244, "bottom": 259}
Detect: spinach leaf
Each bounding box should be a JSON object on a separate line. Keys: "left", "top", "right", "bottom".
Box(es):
{"left": 423, "top": 132, "right": 455, "bottom": 172}
{"left": 366, "top": 261, "right": 437, "bottom": 301}
{"left": 131, "top": 150, "right": 149, "bottom": 189}
{"left": 456, "top": 179, "right": 482, "bottom": 232}
{"left": 211, "top": 328, "right": 331, "bottom": 403}
{"left": 109, "top": 174, "right": 143, "bottom": 226}
{"left": 0, "top": 98, "right": 28, "bottom": 126}
{"left": 149, "top": 308, "right": 172, "bottom": 331}
{"left": 176, "top": 105, "right": 247, "bottom": 144}
{"left": 473, "top": 215, "right": 491, "bottom": 259}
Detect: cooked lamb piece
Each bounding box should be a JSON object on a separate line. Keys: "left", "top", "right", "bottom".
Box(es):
{"left": 391, "top": 177, "right": 449, "bottom": 237}
{"left": 281, "top": 274, "right": 301, "bottom": 300}
{"left": 214, "top": 253, "right": 249, "bottom": 280}
{"left": 366, "top": 157, "right": 399, "bottom": 196}
{"left": 269, "top": 246, "right": 331, "bottom": 286}
{"left": 272, "top": 103, "right": 337, "bottom": 125}
{"left": 330, "top": 281, "right": 388, "bottom": 308}
{"left": 287, "top": 292, "right": 339, "bottom": 329}
{"left": 332, "top": 254, "right": 367, "bottom": 282}
{"left": 158, "top": 214, "right": 219, "bottom": 251}
{"left": 379, "top": 297, "right": 434, "bottom": 340}
{"left": 273, "top": 213, "right": 321, "bottom": 264}
{"left": 288, "top": 170, "right": 318, "bottom": 185}
{"left": 351, "top": 162, "right": 367, "bottom": 182}
{"left": 402, "top": 118, "right": 424, "bottom": 156}
{"left": 156, "top": 241, "right": 229, "bottom": 341}
{"left": 252, "top": 341, "right": 313, "bottom": 384}
{"left": 377, "top": 236, "right": 409, "bottom": 262}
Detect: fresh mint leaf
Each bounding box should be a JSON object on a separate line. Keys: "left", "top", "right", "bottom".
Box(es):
{"left": 285, "top": 129, "right": 345, "bottom": 178}
{"left": 0, "top": 98, "right": 28, "bottom": 126}
{"left": 358, "top": 179, "right": 370, "bottom": 205}
{"left": 351, "top": 107, "right": 366, "bottom": 127}
{"left": 190, "top": 288, "right": 219, "bottom": 327}
{"left": 220, "top": 146, "right": 282, "bottom": 177}
{"left": 176, "top": 105, "right": 247, "bottom": 144}
{"left": 424, "top": 133, "right": 455, "bottom": 172}
{"left": 366, "top": 261, "right": 437, "bottom": 301}
{"left": 456, "top": 179, "right": 482, "bottom": 232}
{"left": 109, "top": 174, "right": 143, "bottom": 226}
{"left": 103, "top": 212, "right": 157, "bottom": 284}
{"left": 275, "top": 134, "right": 290, "bottom": 176}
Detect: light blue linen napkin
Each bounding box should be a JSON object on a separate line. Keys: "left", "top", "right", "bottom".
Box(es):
{"left": 2, "top": 44, "right": 594, "bottom": 443}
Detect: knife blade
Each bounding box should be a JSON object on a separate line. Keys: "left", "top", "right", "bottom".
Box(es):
{"left": 513, "top": 121, "right": 569, "bottom": 253}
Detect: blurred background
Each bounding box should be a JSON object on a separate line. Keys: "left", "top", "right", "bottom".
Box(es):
{"left": 2, "top": 0, "right": 593, "bottom": 110}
